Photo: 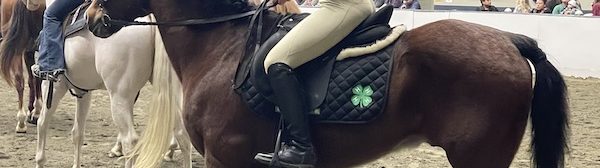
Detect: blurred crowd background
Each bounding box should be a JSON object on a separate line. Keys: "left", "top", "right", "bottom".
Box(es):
{"left": 295, "top": 0, "right": 600, "bottom": 16}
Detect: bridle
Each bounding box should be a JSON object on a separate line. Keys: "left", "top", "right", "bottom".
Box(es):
{"left": 96, "top": 0, "right": 280, "bottom": 91}
{"left": 97, "top": 0, "right": 277, "bottom": 27}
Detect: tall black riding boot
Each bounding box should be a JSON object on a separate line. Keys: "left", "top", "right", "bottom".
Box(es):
{"left": 266, "top": 63, "right": 316, "bottom": 167}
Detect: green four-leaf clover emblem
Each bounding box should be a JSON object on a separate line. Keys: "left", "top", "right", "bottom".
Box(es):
{"left": 351, "top": 85, "right": 373, "bottom": 109}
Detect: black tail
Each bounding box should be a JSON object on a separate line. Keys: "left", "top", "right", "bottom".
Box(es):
{"left": 0, "top": 1, "right": 43, "bottom": 87}
{"left": 508, "top": 33, "right": 569, "bottom": 168}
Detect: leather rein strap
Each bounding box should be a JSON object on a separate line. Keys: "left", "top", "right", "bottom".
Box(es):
{"left": 100, "top": 0, "right": 279, "bottom": 26}
{"left": 103, "top": 10, "right": 257, "bottom": 26}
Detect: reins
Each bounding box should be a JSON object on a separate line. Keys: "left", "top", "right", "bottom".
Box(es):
{"left": 100, "top": 0, "right": 278, "bottom": 26}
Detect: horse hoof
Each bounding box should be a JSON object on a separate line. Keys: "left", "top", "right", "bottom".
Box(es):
{"left": 163, "top": 154, "right": 175, "bottom": 162}
{"left": 15, "top": 128, "right": 27, "bottom": 134}
{"left": 15, "top": 125, "right": 27, "bottom": 133}
{"left": 163, "top": 149, "right": 177, "bottom": 162}
{"left": 27, "top": 111, "right": 39, "bottom": 125}
{"left": 27, "top": 116, "right": 39, "bottom": 125}
{"left": 108, "top": 151, "right": 123, "bottom": 158}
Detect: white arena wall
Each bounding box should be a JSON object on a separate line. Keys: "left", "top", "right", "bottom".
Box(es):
{"left": 301, "top": 8, "right": 600, "bottom": 78}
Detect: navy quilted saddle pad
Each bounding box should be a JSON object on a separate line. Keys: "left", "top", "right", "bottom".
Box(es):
{"left": 238, "top": 42, "right": 395, "bottom": 124}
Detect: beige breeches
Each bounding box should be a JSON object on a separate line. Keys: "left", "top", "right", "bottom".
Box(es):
{"left": 264, "top": 0, "right": 375, "bottom": 72}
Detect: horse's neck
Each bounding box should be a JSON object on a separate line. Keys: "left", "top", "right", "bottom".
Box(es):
{"left": 151, "top": 2, "right": 286, "bottom": 80}
{"left": 158, "top": 21, "right": 248, "bottom": 80}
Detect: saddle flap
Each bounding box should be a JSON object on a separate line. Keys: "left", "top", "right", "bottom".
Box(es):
{"left": 343, "top": 25, "right": 391, "bottom": 47}
{"left": 63, "top": 2, "right": 92, "bottom": 37}
{"left": 237, "top": 6, "right": 396, "bottom": 112}
{"left": 340, "top": 5, "right": 394, "bottom": 47}
{"left": 247, "top": 13, "right": 336, "bottom": 109}
{"left": 354, "top": 5, "right": 393, "bottom": 31}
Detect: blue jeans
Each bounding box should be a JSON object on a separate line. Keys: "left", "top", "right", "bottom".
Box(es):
{"left": 38, "top": 0, "right": 84, "bottom": 72}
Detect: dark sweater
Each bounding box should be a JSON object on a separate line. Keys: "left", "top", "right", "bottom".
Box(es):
{"left": 478, "top": 5, "right": 499, "bottom": 11}
{"left": 531, "top": 7, "right": 551, "bottom": 13}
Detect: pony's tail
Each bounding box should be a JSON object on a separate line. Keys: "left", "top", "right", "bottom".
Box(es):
{"left": 128, "top": 14, "right": 180, "bottom": 168}
{"left": 0, "top": 1, "right": 31, "bottom": 87}
{"left": 507, "top": 33, "right": 569, "bottom": 168}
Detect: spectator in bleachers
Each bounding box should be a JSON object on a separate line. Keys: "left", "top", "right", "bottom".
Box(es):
{"left": 400, "top": 0, "right": 421, "bottom": 9}
{"left": 531, "top": 0, "right": 551, "bottom": 13}
{"left": 301, "top": 0, "right": 319, "bottom": 7}
{"left": 552, "top": 0, "right": 568, "bottom": 14}
{"left": 561, "top": 0, "right": 583, "bottom": 15}
{"left": 545, "top": 0, "right": 561, "bottom": 12}
{"left": 478, "top": 0, "right": 500, "bottom": 11}
{"left": 385, "top": 0, "right": 403, "bottom": 8}
{"left": 514, "top": 0, "right": 532, "bottom": 13}
{"left": 593, "top": 0, "right": 600, "bottom": 16}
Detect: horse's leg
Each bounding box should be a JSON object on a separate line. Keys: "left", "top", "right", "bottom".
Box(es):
{"left": 163, "top": 109, "right": 191, "bottom": 165}
{"left": 25, "top": 51, "right": 35, "bottom": 113}
{"left": 25, "top": 51, "right": 41, "bottom": 124}
{"left": 437, "top": 108, "right": 528, "bottom": 168}
{"left": 108, "top": 91, "right": 142, "bottom": 158}
{"left": 107, "top": 91, "right": 138, "bottom": 167}
{"left": 108, "top": 135, "right": 123, "bottom": 158}
{"left": 164, "top": 76, "right": 190, "bottom": 166}
{"left": 169, "top": 115, "right": 192, "bottom": 168}
{"left": 36, "top": 80, "right": 68, "bottom": 168}
{"left": 176, "top": 127, "right": 192, "bottom": 168}
{"left": 15, "top": 72, "right": 27, "bottom": 133}
{"left": 164, "top": 136, "right": 178, "bottom": 162}
{"left": 72, "top": 92, "right": 92, "bottom": 168}
{"left": 106, "top": 92, "right": 139, "bottom": 159}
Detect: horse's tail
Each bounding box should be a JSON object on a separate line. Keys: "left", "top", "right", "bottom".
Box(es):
{"left": 128, "top": 14, "right": 182, "bottom": 168}
{"left": 0, "top": 1, "right": 31, "bottom": 87}
{"left": 508, "top": 33, "right": 569, "bottom": 168}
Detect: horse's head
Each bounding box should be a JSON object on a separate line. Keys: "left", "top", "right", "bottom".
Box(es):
{"left": 87, "top": 0, "right": 150, "bottom": 38}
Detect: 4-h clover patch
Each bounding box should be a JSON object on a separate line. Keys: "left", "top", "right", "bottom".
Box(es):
{"left": 351, "top": 85, "right": 373, "bottom": 109}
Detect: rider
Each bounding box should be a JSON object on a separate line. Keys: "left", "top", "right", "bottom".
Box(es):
{"left": 31, "top": 0, "right": 85, "bottom": 81}
{"left": 257, "top": 0, "right": 374, "bottom": 167}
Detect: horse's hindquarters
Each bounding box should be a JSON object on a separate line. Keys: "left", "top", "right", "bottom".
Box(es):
{"left": 392, "top": 19, "right": 533, "bottom": 167}
{"left": 64, "top": 24, "right": 154, "bottom": 90}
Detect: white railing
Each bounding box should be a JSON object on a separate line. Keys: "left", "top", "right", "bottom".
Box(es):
{"left": 301, "top": 8, "right": 600, "bottom": 77}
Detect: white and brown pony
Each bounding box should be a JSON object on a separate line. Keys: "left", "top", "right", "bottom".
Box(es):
{"left": 0, "top": 0, "right": 191, "bottom": 167}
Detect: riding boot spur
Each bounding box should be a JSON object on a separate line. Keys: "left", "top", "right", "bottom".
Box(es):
{"left": 256, "top": 63, "right": 316, "bottom": 167}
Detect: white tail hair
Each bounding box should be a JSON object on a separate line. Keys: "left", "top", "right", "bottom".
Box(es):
{"left": 126, "top": 14, "right": 183, "bottom": 168}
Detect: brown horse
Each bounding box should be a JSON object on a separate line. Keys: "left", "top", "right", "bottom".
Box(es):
{"left": 87, "top": 1, "right": 569, "bottom": 167}
{"left": 0, "top": 0, "right": 44, "bottom": 133}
